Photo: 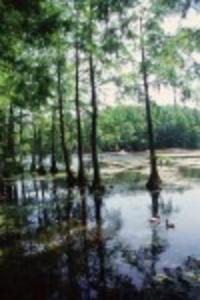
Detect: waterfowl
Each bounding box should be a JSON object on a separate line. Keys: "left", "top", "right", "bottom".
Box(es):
{"left": 165, "top": 219, "right": 175, "bottom": 229}
{"left": 149, "top": 216, "right": 160, "bottom": 224}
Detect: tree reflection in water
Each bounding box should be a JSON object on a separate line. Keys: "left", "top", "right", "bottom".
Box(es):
{"left": 0, "top": 178, "right": 199, "bottom": 300}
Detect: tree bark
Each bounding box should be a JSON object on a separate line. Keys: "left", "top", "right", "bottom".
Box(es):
{"left": 140, "top": 19, "right": 161, "bottom": 190}
{"left": 37, "top": 128, "right": 46, "bottom": 175}
{"left": 75, "top": 38, "right": 86, "bottom": 185}
{"left": 89, "top": 2, "right": 101, "bottom": 189}
{"left": 0, "top": 110, "right": 5, "bottom": 195}
{"left": 89, "top": 53, "right": 101, "bottom": 189}
{"left": 19, "top": 107, "right": 24, "bottom": 170}
{"left": 6, "top": 104, "right": 16, "bottom": 176}
{"left": 8, "top": 104, "right": 15, "bottom": 162}
{"left": 0, "top": 175, "right": 4, "bottom": 196}
{"left": 50, "top": 109, "right": 58, "bottom": 174}
{"left": 30, "top": 123, "right": 37, "bottom": 172}
{"left": 57, "top": 58, "right": 75, "bottom": 186}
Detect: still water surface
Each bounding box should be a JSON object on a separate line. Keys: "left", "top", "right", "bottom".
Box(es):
{"left": 0, "top": 174, "right": 200, "bottom": 299}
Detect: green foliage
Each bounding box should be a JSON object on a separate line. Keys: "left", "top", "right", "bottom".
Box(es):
{"left": 0, "top": 0, "right": 199, "bottom": 176}
{"left": 98, "top": 106, "right": 146, "bottom": 151}
{"left": 96, "top": 105, "right": 200, "bottom": 151}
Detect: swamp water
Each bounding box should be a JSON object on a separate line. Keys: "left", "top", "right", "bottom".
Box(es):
{"left": 1, "top": 170, "right": 200, "bottom": 300}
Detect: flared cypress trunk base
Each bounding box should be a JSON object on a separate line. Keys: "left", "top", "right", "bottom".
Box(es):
{"left": 90, "top": 179, "right": 105, "bottom": 193}
{"left": 37, "top": 165, "right": 47, "bottom": 175}
{"left": 30, "top": 163, "right": 36, "bottom": 173}
{"left": 146, "top": 170, "right": 162, "bottom": 191}
{"left": 50, "top": 165, "right": 58, "bottom": 175}
{"left": 2, "top": 164, "right": 12, "bottom": 178}
{"left": 15, "top": 164, "right": 24, "bottom": 174}
{"left": 67, "top": 173, "right": 77, "bottom": 188}
{"left": 77, "top": 172, "right": 87, "bottom": 187}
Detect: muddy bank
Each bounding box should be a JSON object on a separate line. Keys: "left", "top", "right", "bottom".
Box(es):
{"left": 98, "top": 150, "right": 200, "bottom": 189}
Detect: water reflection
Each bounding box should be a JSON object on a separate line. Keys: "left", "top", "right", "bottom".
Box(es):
{"left": 150, "top": 190, "right": 159, "bottom": 218}
{"left": 145, "top": 191, "right": 167, "bottom": 284}
{"left": 0, "top": 177, "right": 200, "bottom": 299}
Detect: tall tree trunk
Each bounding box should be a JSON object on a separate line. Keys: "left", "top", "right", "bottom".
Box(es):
{"left": 75, "top": 38, "right": 86, "bottom": 185}
{"left": 89, "top": 53, "right": 101, "bottom": 189}
{"left": 50, "top": 109, "right": 58, "bottom": 174}
{"left": 7, "top": 104, "right": 16, "bottom": 176}
{"left": 57, "top": 59, "right": 75, "bottom": 186}
{"left": 0, "top": 110, "right": 5, "bottom": 195}
{"left": 140, "top": 19, "right": 161, "bottom": 190}
{"left": 0, "top": 175, "right": 4, "bottom": 196}
{"left": 19, "top": 107, "right": 23, "bottom": 171}
{"left": 89, "top": 3, "right": 101, "bottom": 189}
{"left": 37, "top": 128, "right": 46, "bottom": 175}
{"left": 30, "top": 123, "right": 37, "bottom": 172}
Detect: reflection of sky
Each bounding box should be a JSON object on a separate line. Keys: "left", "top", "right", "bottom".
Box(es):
{"left": 105, "top": 187, "right": 200, "bottom": 276}
{"left": 2, "top": 177, "right": 200, "bottom": 290}
{"left": 13, "top": 180, "right": 200, "bottom": 270}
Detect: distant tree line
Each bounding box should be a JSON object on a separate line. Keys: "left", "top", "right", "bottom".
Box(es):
{"left": 3, "top": 104, "right": 198, "bottom": 165}
{"left": 97, "top": 105, "right": 200, "bottom": 151}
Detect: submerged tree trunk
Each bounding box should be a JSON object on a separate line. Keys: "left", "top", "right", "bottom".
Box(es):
{"left": 57, "top": 58, "right": 75, "bottom": 186}
{"left": 75, "top": 38, "right": 86, "bottom": 185}
{"left": 140, "top": 19, "right": 161, "bottom": 190}
{"left": 50, "top": 109, "right": 58, "bottom": 174}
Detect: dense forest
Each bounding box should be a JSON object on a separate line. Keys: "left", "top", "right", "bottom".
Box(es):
{"left": 2, "top": 105, "right": 199, "bottom": 160}
{"left": 1, "top": 1, "right": 200, "bottom": 300}
{"left": 0, "top": 0, "right": 199, "bottom": 190}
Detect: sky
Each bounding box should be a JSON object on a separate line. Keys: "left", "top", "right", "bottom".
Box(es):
{"left": 99, "top": 6, "right": 200, "bottom": 108}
